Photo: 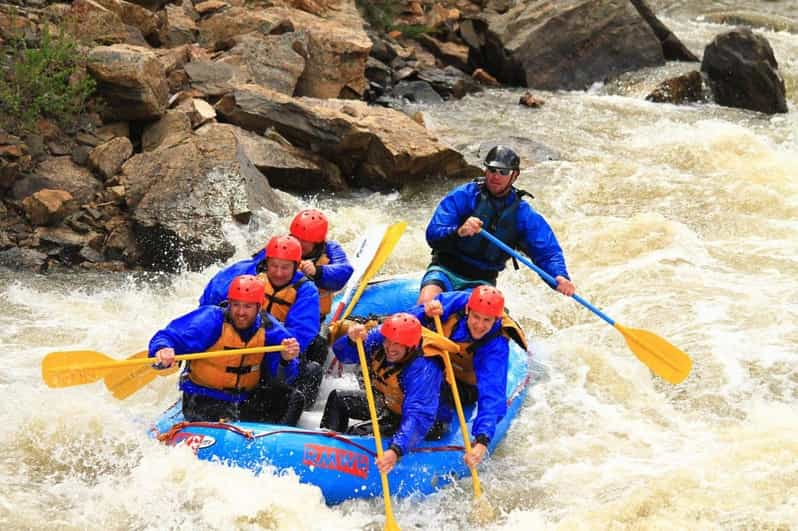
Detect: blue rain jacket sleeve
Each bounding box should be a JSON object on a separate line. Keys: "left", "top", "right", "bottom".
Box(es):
{"left": 470, "top": 327, "right": 509, "bottom": 442}
{"left": 390, "top": 357, "right": 441, "bottom": 455}
{"left": 148, "top": 306, "right": 226, "bottom": 357}
{"left": 316, "top": 240, "right": 353, "bottom": 291}
{"left": 332, "top": 327, "right": 384, "bottom": 364}
{"left": 408, "top": 290, "right": 472, "bottom": 330}
{"left": 285, "top": 270, "right": 321, "bottom": 352}
{"left": 198, "top": 250, "right": 265, "bottom": 306}
{"left": 259, "top": 313, "right": 300, "bottom": 384}
{"left": 425, "top": 182, "right": 473, "bottom": 252}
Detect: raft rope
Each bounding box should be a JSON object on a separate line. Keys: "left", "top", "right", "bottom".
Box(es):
{"left": 154, "top": 351, "right": 536, "bottom": 455}
{"left": 155, "top": 420, "right": 466, "bottom": 457}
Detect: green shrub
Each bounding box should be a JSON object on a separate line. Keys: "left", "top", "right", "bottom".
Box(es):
{"left": 0, "top": 27, "right": 96, "bottom": 133}
{"left": 355, "top": 0, "right": 400, "bottom": 33}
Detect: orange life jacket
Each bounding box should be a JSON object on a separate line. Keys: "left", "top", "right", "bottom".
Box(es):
{"left": 439, "top": 311, "right": 527, "bottom": 385}
{"left": 313, "top": 251, "right": 333, "bottom": 317}
{"left": 187, "top": 315, "right": 271, "bottom": 392}
{"left": 370, "top": 336, "right": 443, "bottom": 415}
{"left": 257, "top": 274, "right": 308, "bottom": 323}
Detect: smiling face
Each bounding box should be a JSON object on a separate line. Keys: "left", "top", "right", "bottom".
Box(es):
{"left": 466, "top": 309, "right": 498, "bottom": 340}
{"left": 229, "top": 300, "right": 260, "bottom": 330}
{"left": 382, "top": 338, "right": 410, "bottom": 363}
{"left": 266, "top": 257, "right": 296, "bottom": 286}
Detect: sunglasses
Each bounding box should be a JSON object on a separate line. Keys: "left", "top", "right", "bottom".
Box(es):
{"left": 486, "top": 167, "right": 512, "bottom": 176}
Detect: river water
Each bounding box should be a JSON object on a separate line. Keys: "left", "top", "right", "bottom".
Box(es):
{"left": 2, "top": 2, "right": 797, "bottom": 529}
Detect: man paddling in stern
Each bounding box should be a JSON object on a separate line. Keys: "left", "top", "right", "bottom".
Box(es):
{"left": 418, "top": 145, "right": 575, "bottom": 304}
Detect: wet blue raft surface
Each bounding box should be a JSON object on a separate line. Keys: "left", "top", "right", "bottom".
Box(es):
{"left": 151, "top": 276, "right": 534, "bottom": 505}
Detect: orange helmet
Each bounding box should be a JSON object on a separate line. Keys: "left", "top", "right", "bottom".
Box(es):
{"left": 290, "top": 209, "right": 328, "bottom": 244}
{"left": 380, "top": 313, "right": 422, "bottom": 348}
{"left": 467, "top": 286, "right": 504, "bottom": 317}
{"left": 228, "top": 275, "right": 265, "bottom": 304}
{"left": 265, "top": 235, "right": 302, "bottom": 263}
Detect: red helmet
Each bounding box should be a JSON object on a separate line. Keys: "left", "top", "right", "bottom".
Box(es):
{"left": 290, "top": 209, "right": 328, "bottom": 244}
{"left": 467, "top": 286, "right": 505, "bottom": 317}
{"left": 228, "top": 275, "right": 265, "bottom": 304}
{"left": 265, "top": 235, "right": 302, "bottom": 263}
{"left": 380, "top": 313, "right": 422, "bottom": 348}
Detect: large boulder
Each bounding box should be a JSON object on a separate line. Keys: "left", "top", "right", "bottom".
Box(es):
{"left": 91, "top": 0, "right": 161, "bottom": 43}
{"left": 701, "top": 28, "right": 787, "bottom": 114}
{"left": 462, "top": 0, "right": 664, "bottom": 90}
{"left": 12, "top": 157, "right": 102, "bottom": 204}
{"left": 216, "top": 84, "right": 480, "bottom": 189}
{"left": 216, "top": 32, "right": 309, "bottom": 96}
{"left": 158, "top": 3, "right": 199, "bottom": 48}
{"left": 87, "top": 44, "right": 169, "bottom": 121}
{"left": 66, "top": 0, "right": 149, "bottom": 46}
{"left": 197, "top": 7, "right": 286, "bottom": 50}
{"left": 197, "top": 122, "right": 345, "bottom": 191}
{"left": 119, "top": 126, "right": 287, "bottom": 270}
{"left": 266, "top": 5, "right": 371, "bottom": 98}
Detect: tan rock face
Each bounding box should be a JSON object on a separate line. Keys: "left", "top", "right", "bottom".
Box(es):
{"left": 197, "top": 7, "right": 286, "bottom": 50}
{"left": 267, "top": 6, "right": 371, "bottom": 98}
{"left": 91, "top": 0, "right": 161, "bottom": 42}
{"left": 216, "top": 84, "right": 480, "bottom": 188}
{"left": 177, "top": 98, "right": 217, "bottom": 128}
{"left": 87, "top": 44, "right": 169, "bottom": 120}
{"left": 32, "top": 157, "right": 102, "bottom": 204}
{"left": 194, "top": 1, "right": 229, "bottom": 16}
{"left": 89, "top": 137, "right": 134, "bottom": 180}
{"left": 22, "top": 189, "right": 76, "bottom": 226}
{"left": 141, "top": 110, "right": 193, "bottom": 151}
{"left": 159, "top": 3, "right": 199, "bottom": 48}
{"left": 66, "top": 0, "right": 148, "bottom": 46}
{"left": 120, "top": 126, "right": 288, "bottom": 269}
{"left": 216, "top": 32, "right": 309, "bottom": 96}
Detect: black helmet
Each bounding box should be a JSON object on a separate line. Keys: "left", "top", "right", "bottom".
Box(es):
{"left": 484, "top": 145, "right": 520, "bottom": 171}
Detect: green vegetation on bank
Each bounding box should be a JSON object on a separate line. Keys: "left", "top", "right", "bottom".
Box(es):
{"left": 355, "top": 0, "right": 400, "bottom": 32}
{"left": 0, "top": 27, "right": 95, "bottom": 133}
{"left": 355, "top": 0, "right": 434, "bottom": 37}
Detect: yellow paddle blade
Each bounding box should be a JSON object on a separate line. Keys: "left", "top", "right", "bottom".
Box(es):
{"left": 42, "top": 345, "right": 283, "bottom": 389}
{"left": 615, "top": 323, "right": 693, "bottom": 384}
{"left": 42, "top": 350, "right": 116, "bottom": 388}
{"left": 341, "top": 221, "right": 407, "bottom": 321}
{"left": 104, "top": 351, "right": 180, "bottom": 400}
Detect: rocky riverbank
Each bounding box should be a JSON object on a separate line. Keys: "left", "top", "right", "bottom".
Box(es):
{"left": 0, "top": 0, "right": 789, "bottom": 272}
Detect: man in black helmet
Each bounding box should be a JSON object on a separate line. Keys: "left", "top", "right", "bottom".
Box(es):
{"left": 418, "top": 145, "right": 575, "bottom": 304}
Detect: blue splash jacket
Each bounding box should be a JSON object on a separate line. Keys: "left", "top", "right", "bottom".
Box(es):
{"left": 332, "top": 328, "right": 442, "bottom": 456}
{"left": 148, "top": 306, "right": 299, "bottom": 402}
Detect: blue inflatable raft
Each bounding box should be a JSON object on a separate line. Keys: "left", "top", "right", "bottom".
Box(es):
{"left": 151, "top": 276, "right": 535, "bottom": 505}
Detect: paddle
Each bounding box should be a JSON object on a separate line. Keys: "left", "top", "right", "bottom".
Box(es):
{"left": 478, "top": 229, "right": 692, "bottom": 384}
{"left": 337, "top": 221, "right": 407, "bottom": 322}
{"left": 103, "top": 350, "right": 180, "bottom": 400}
{"left": 42, "top": 345, "right": 283, "bottom": 389}
{"left": 329, "top": 223, "right": 392, "bottom": 323}
{"left": 432, "top": 316, "right": 495, "bottom": 523}
{"left": 355, "top": 338, "right": 401, "bottom": 531}
{"left": 326, "top": 221, "right": 407, "bottom": 375}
